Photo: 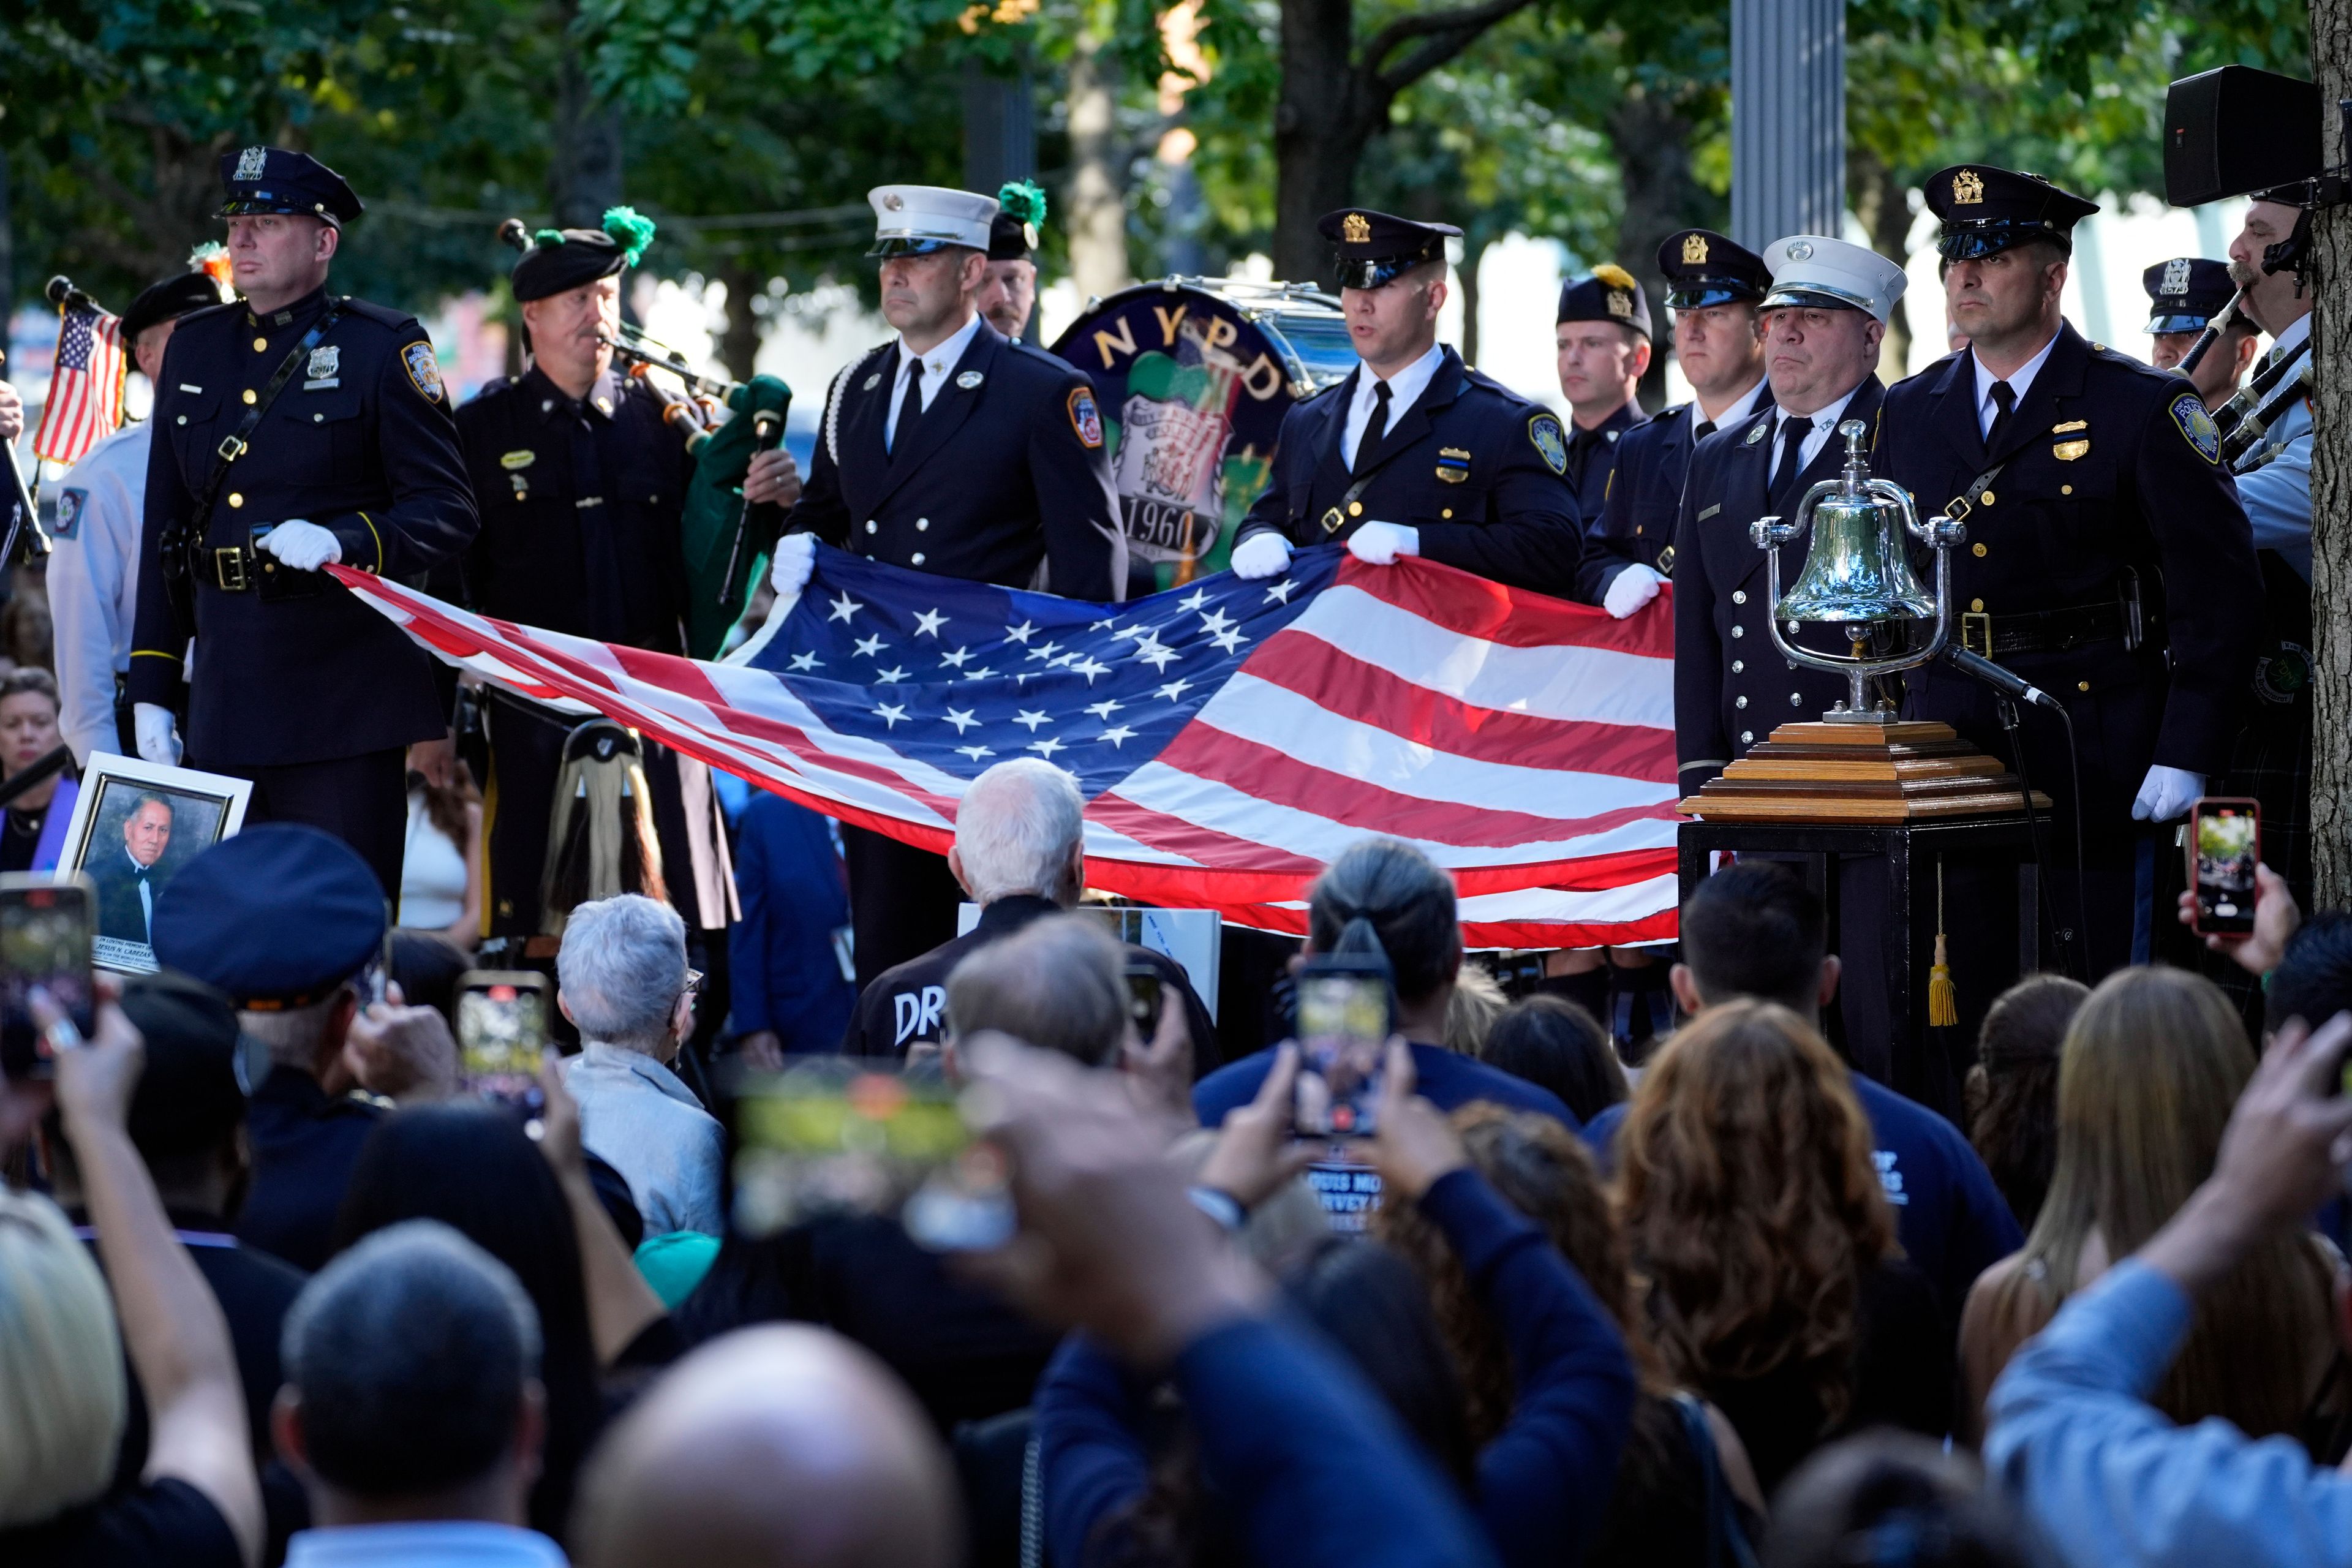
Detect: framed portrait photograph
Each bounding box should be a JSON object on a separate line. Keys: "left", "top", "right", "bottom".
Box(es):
{"left": 56, "top": 754, "right": 254, "bottom": 974}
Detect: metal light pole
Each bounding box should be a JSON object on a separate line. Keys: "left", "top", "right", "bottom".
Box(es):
{"left": 1731, "top": 0, "right": 1846, "bottom": 249}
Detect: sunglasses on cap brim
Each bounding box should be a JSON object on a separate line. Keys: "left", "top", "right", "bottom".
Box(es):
{"left": 1334, "top": 255, "right": 1438, "bottom": 290}
{"left": 1666, "top": 284, "right": 1763, "bottom": 311}
{"left": 1935, "top": 223, "right": 2070, "bottom": 262}
{"left": 2148, "top": 313, "right": 2217, "bottom": 335}
{"left": 219, "top": 200, "right": 342, "bottom": 228}
{"left": 867, "top": 236, "right": 967, "bottom": 259}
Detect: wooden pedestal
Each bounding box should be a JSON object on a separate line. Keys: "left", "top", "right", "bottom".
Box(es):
{"left": 1678, "top": 720, "right": 2052, "bottom": 824}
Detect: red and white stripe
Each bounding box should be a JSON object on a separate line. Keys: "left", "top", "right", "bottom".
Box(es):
{"left": 31, "top": 307, "right": 126, "bottom": 468}
{"left": 328, "top": 557, "right": 1681, "bottom": 949}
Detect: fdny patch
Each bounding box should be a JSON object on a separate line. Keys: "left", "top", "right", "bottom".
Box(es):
{"left": 1068, "top": 387, "right": 1104, "bottom": 449}
{"left": 1528, "top": 413, "right": 1568, "bottom": 476}
{"left": 2169, "top": 392, "right": 2219, "bottom": 464}
{"left": 402, "top": 341, "right": 445, "bottom": 404}
{"left": 53, "top": 488, "right": 86, "bottom": 541}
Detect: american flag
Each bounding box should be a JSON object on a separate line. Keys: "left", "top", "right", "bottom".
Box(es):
{"left": 31, "top": 300, "right": 127, "bottom": 467}
{"left": 328, "top": 545, "right": 1680, "bottom": 948}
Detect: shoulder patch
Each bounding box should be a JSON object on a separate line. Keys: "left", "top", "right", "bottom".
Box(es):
{"left": 402, "top": 341, "right": 445, "bottom": 404}
{"left": 2169, "top": 392, "right": 2220, "bottom": 464}
{"left": 1068, "top": 386, "right": 1104, "bottom": 449}
{"left": 1528, "top": 412, "right": 1568, "bottom": 475}
{"left": 53, "top": 488, "right": 86, "bottom": 541}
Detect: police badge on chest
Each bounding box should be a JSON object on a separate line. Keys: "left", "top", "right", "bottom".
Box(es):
{"left": 303, "top": 344, "right": 340, "bottom": 391}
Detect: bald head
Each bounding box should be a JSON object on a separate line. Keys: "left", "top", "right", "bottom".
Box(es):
{"left": 574, "top": 1325, "right": 960, "bottom": 1568}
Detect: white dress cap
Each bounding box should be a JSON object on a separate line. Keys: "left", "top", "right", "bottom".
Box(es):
{"left": 867, "top": 185, "right": 1001, "bottom": 257}
{"left": 1758, "top": 234, "right": 1910, "bottom": 323}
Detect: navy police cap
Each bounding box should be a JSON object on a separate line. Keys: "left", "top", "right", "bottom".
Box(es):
{"left": 1318, "top": 209, "right": 1459, "bottom": 291}
{"left": 1925, "top": 164, "right": 2098, "bottom": 262}
{"left": 1657, "top": 229, "right": 1770, "bottom": 311}
{"left": 151, "top": 824, "right": 387, "bottom": 1011}
{"left": 2143, "top": 257, "right": 2236, "bottom": 334}
{"left": 217, "top": 146, "right": 363, "bottom": 229}
{"left": 1557, "top": 263, "right": 1651, "bottom": 338}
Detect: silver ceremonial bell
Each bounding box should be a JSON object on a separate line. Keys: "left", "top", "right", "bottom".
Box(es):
{"left": 1750, "top": 419, "right": 1967, "bottom": 725}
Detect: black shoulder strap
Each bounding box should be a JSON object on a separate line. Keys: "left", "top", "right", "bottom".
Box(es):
{"left": 190, "top": 302, "right": 343, "bottom": 523}
{"left": 1317, "top": 424, "right": 1423, "bottom": 535}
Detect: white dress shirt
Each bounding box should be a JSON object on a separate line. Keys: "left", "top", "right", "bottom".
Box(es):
{"left": 1340, "top": 342, "right": 1446, "bottom": 470}
{"left": 48, "top": 419, "right": 151, "bottom": 765}
{"left": 1770, "top": 383, "right": 1864, "bottom": 477}
{"left": 1972, "top": 328, "right": 2060, "bottom": 437}
{"left": 884, "top": 311, "right": 989, "bottom": 452}
{"left": 1693, "top": 377, "right": 1769, "bottom": 439}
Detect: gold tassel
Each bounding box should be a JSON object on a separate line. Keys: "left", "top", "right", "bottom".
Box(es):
{"left": 1928, "top": 859, "right": 1958, "bottom": 1028}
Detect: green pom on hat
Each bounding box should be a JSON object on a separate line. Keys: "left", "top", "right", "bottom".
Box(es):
{"left": 996, "top": 180, "right": 1047, "bottom": 228}
{"left": 533, "top": 228, "right": 567, "bottom": 249}
{"left": 601, "top": 205, "right": 657, "bottom": 267}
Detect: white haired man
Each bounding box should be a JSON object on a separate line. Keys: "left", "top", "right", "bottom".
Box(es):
{"left": 558, "top": 894, "right": 722, "bottom": 1237}
{"left": 842, "top": 758, "right": 1215, "bottom": 1067}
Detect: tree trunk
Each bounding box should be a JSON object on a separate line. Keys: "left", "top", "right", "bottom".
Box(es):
{"left": 554, "top": 7, "right": 625, "bottom": 228}
{"left": 1850, "top": 146, "right": 1915, "bottom": 375}
{"left": 717, "top": 260, "right": 763, "bottom": 384}
{"left": 2310, "top": 0, "right": 2351, "bottom": 908}
{"left": 1607, "top": 88, "right": 1707, "bottom": 412}
{"left": 1273, "top": 0, "right": 1382, "bottom": 285}
{"left": 1065, "top": 29, "right": 1129, "bottom": 303}
{"left": 1458, "top": 233, "right": 1484, "bottom": 368}
{"left": 0, "top": 146, "right": 13, "bottom": 349}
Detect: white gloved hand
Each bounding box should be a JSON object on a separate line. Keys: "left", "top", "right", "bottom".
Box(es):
{"left": 769, "top": 532, "right": 817, "bottom": 598}
{"left": 134, "top": 703, "right": 182, "bottom": 767}
{"left": 1229, "top": 532, "right": 1294, "bottom": 581}
{"left": 1602, "top": 564, "right": 1666, "bottom": 619}
{"left": 257, "top": 519, "right": 341, "bottom": 571}
{"left": 2132, "top": 764, "right": 2204, "bottom": 823}
{"left": 1346, "top": 521, "right": 1419, "bottom": 566}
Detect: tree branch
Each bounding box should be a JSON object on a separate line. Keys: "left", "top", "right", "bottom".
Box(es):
{"left": 1361, "top": 0, "right": 1547, "bottom": 93}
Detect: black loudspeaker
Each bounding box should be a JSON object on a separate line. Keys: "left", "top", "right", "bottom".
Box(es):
{"left": 2165, "top": 66, "right": 2324, "bottom": 206}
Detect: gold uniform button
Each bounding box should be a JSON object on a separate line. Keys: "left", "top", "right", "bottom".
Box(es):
{"left": 1441, "top": 508, "right": 1452, "bottom": 519}
{"left": 2060, "top": 484, "right": 2073, "bottom": 496}
{"left": 253, "top": 337, "right": 268, "bottom": 352}
{"left": 1978, "top": 490, "right": 1995, "bottom": 506}
{"left": 2077, "top": 680, "right": 2090, "bottom": 693}
{"left": 1971, "top": 542, "right": 1988, "bottom": 557}
{"left": 1970, "top": 598, "right": 1985, "bottom": 612}
{"left": 242, "top": 389, "right": 257, "bottom": 405}
{"left": 1348, "top": 502, "right": 1363, "bottom": 518}
{"left": 227, "top": 493, "right": 244, "bottom": 508}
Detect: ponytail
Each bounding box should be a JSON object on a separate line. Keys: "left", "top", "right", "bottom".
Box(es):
{"left": 1307, "top": 839, "right": 1460, "bottom": 1004}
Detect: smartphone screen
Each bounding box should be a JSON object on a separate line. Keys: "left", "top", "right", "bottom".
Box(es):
{"left": 733, "top": 1058, "right": 1012, "bottom": 1251}
{"left": 454, "top": 970, "right": 549, "bottom": 1117}
{"left": 0, "top": 875, "right": 96, "bottom": 1080}
{"left": 1294, "top": 968, "right": 1391, "bottom": 1137}
{"left": 1123, "top": 965, "right": 1164, "bottom": 1035}
{"left": 2190, "top": 799, "right": 2260, "bottom": 937}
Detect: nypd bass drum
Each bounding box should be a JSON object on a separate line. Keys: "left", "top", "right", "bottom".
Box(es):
{"left": 1051, "top": 277, "right": 1355, "bottom": 586}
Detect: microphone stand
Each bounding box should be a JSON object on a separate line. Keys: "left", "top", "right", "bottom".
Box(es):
{"left": 1944, "top": 648, "right": 2089, "bottom": 980}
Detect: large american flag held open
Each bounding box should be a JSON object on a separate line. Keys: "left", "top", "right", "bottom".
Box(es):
{"left": 331, "top": 544, "right": 1679, "bottom": 948}
{"left": 31, "top": 299, "right": 126, "bottom": 467}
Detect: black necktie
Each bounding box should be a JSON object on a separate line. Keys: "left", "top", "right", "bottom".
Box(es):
{"left": 890, "top": 357, "right": 927, "bottom": 462}
{"left": 1768, "top": 416, "right": 1811, "bottom": 516}
{"left": 1694, "top": 418, "right": 1716, "bottom": 441}
{"left": 1984, "top": 379, "right": 2016, "bottom": 455}
{"left": 1354, "top": 380, "right": 1393, "bottom": 475}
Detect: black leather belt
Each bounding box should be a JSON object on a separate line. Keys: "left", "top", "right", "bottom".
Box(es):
{"left": 1959, "top": 600, "right": 2128, "bottom": 658}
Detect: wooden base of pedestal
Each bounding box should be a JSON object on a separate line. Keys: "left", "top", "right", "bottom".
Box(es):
{"left": 1678, "top": 720, "right": 2052, "bottom": 824}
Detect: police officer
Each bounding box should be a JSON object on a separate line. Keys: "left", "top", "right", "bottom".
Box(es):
{"left": 1229, "top": 209, "right": 1586, "bottom": 599}
{"left": 51, "top": 265, "right": 230, "bottom": 762}
{"left": 768, "top": 183, "right": 1129, "bottom": 988}
{"left": 129, "top": 148, "right": 477, "bottom": 895}
{"left": 2144, "top": 256, "right": 2258, "bottom": 408}
{"left": 1554, "top": 265, "right": 1651, "bottom": 529}
{"left": 1882, "top": 164, "right": 2264, "bottom": 981}
{"left": 454, "top": 209, "right": 736, "bottom": 944}
{"left": 1580, "top": 229, "right": 1772, "bottom": 617}
{"left": 976, "top": 179, "right": 1046, "bottom": 342}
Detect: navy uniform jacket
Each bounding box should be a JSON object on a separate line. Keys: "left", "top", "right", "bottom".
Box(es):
{"left": 454, "top": 365, "right": 693, "bottom": 653}
{"left": 1672, "top": 377, "right": 1889, "bottom": 789}
{"left": 1564, "top": 398, "right": 1646, "bottom": 527}
{"left": 1879, "top": 325, "right": 2264, "bottom": 829}
{"left": 786, "top": 323, "right": 1126, "bottom": 601}
{"left": 1577, "top": 399, "right": 1705, "bottom": 600}
{"left": 1234, "top": 347, "right": 1587, "bottom": 600}
{"left": 130, "top": 287, "right": 478, "bottom": 766}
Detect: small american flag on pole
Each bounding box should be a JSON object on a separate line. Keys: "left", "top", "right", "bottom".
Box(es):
{"left": 328, "top": 545, "right": 1681, "bottom": 948}
{"left": 32, "top": 298, "right": 127, "bottom": 468}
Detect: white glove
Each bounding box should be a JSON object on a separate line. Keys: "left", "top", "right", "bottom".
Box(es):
{"left": 1603, "top": 564, "right": 1666, "bottom": 619}
{"left": 769, "top": 532, "right": 816, "bottom": 598}
{"left": 257, "top": 519, "right": 341, "bottom": 571}
{"left": 2132, "top": 764, "right": 2204, "bottom": 823}
{"left": 1229, "top": 532, "right": 1293, "bottom": 581}
{"left": 134, "top": 703, "right": 182, "bottom": 766}
{"left": 1346, "top": 521, "right": 1419, "bottom": 566}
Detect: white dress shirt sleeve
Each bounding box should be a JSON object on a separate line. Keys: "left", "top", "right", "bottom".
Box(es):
{"left": 48, "top": 424, "right": 149, "bottom": 765}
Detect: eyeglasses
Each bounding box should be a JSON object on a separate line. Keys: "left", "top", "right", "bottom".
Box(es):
{"left": 682, "top": 968, "right": 706, "bottom": 1001}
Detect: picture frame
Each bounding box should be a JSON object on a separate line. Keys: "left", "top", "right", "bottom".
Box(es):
{"left": 56, "top": 753, "right": 254, "bottom": 974}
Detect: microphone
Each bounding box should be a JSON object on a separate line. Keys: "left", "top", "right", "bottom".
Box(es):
{"left": 1942, "top": 646, "right": 2060, "bottom": 711}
